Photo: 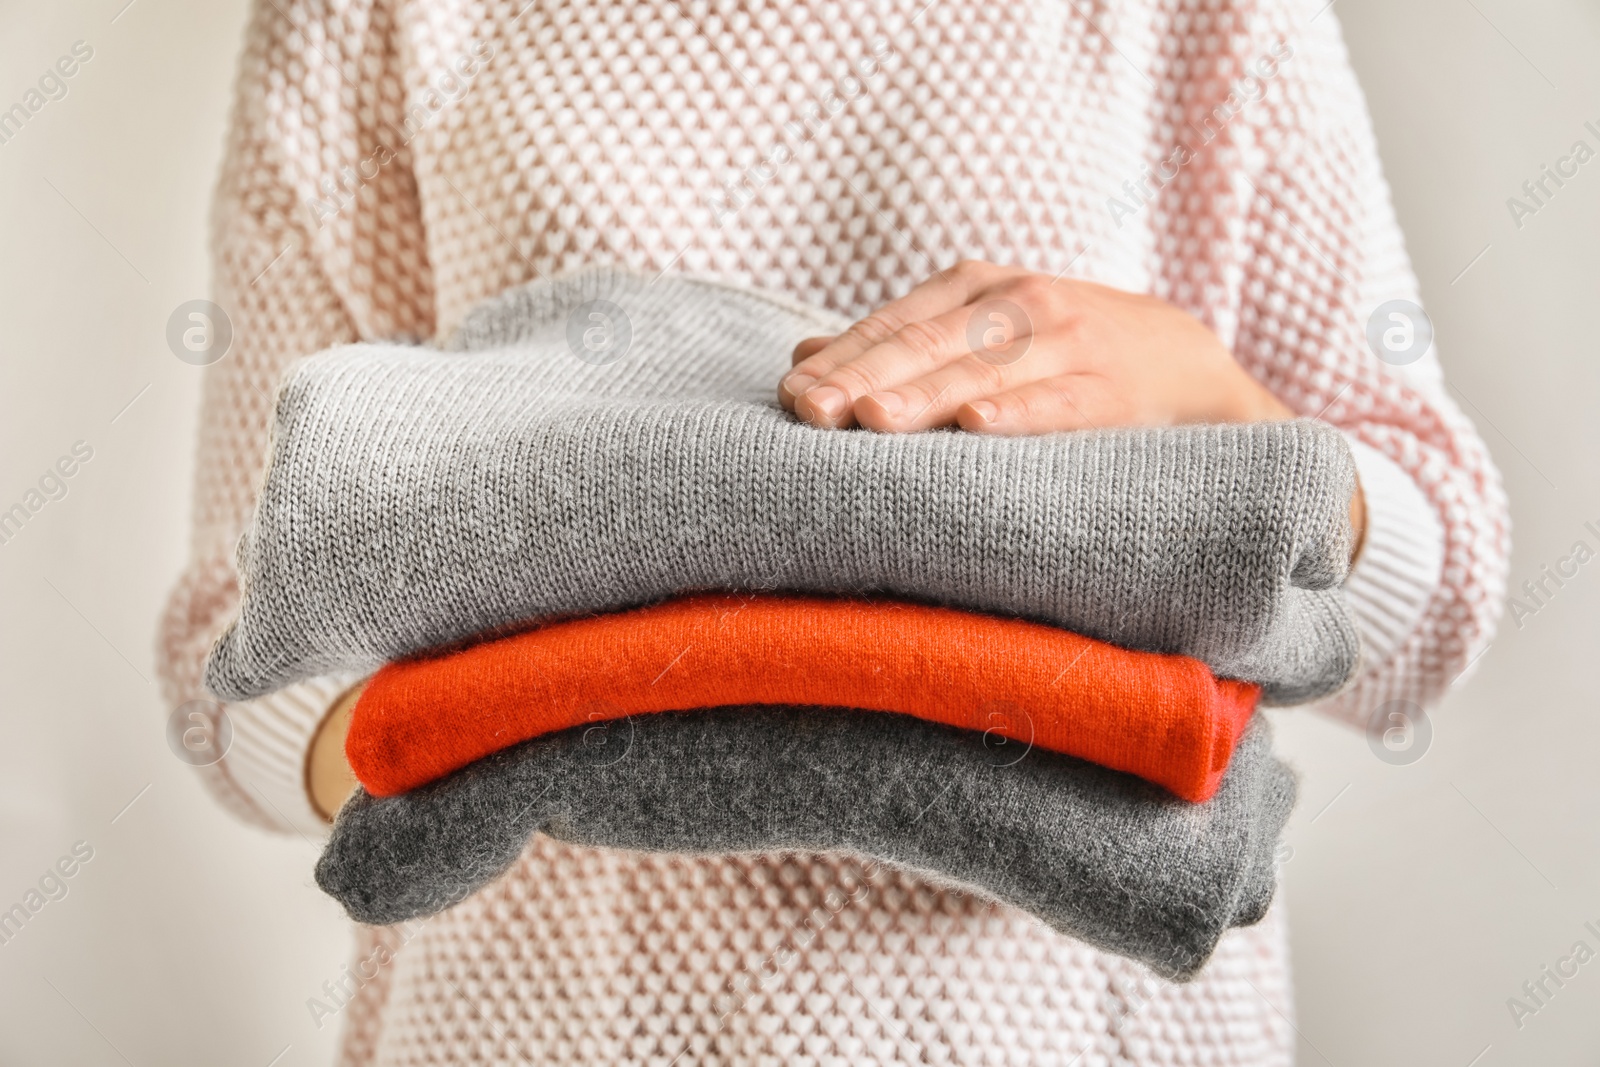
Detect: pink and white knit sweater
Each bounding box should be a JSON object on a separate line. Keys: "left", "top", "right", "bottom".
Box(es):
{"left": 158, "top": 0, "right": 1509, "bottom": 1063}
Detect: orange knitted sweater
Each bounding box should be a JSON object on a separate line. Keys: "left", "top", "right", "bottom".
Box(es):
{"left": 345, "top": 594, "right": 1259, "bottom": 803}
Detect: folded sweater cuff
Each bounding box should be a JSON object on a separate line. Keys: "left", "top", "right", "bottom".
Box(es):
{"left": 221, "top": 673, "right": 363, "bottom": 838}
{"left": 1342, "top": 439, "right": 1445, "bottom": 675}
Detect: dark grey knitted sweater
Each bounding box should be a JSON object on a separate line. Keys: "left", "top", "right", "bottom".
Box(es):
{"left": 317, "top": 707, "right": 1295, "bottom": 982}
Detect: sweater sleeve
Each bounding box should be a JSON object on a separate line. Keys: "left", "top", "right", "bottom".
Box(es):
{"left": 156, "top": 0, "right": 433, "bottom": 833}
{"left": 1160, "top": 6, "right": 1511, "bottom": 724}
{"left": 1342, "top": 438, "right": 1446, "bottom": 676}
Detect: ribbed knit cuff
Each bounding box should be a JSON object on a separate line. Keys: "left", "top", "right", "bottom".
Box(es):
{"left": 222, "top": 673, "right": 363, "bottom": 838}
{"left": 1341, "top": 439, "right": 1444, "bottom": 674}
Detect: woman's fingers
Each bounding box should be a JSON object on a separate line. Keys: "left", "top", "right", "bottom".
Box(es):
{"left": 791, "top": 336, "right": 835, "bottom": 366}
{"left": 955, "top": 375, "right": 1117, "bottom": 435}
{"left": 781, "top": 261, "right": 1019, "bottom": 421}
{"left": 851, "top": 338, "right": 1049, "bottom": 431}
{"left": 802, "top": 304, "right": 1028, "bottom": 428}
{"left": 779, "top": 336, "right": 837, "bottom": 412}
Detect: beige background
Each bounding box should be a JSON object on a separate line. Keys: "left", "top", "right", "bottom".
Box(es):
{"left": 0, "top": 0, "right": 1596, "bottom": 1062}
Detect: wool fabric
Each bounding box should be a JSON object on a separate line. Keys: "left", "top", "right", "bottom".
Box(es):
{"left": 205, "top": 268, "right": 1359, "bottom": 706}
{"left": 345, "top": 593, "right": 1261, "bottom": 802}
{"left": 319, "top": 707, "right": 1295, "bottom": 982}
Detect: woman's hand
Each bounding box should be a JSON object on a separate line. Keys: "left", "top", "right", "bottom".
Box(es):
{"left": 307, "top": 681, "right": 365, "bottom": 820}
{"left": 778, "top": 260, "right": 1366, "bottom": 560}
{"left": 779, "top": 260, "right": 1292, "bottom": 433}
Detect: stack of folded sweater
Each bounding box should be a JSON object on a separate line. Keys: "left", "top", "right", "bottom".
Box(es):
{"left": 206, "top": 267, "right": 1358, "bottom": 981}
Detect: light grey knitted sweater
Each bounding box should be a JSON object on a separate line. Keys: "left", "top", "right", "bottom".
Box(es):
{"left": 316, "top": 707, "right": 1295, "bottom": 982}
{"left": 206, "top": 267, "right": 1358, "bottom": 704}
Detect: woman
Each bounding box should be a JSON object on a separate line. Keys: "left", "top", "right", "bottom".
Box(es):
{"left": 160, "top": 0, "right": 1508, "bottom": 1061}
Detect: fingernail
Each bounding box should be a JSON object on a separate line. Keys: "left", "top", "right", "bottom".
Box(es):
{"left": 803, "top": 386, "right": 847, "bottom": 422}
{"left": 868, "top": 391, "right": 904, "bottom": 416}
{"left": 782, "top": 372, "right": 816, "bottom": 398}
{"left": 966, "top": 400, "right": 998, "bottom": 424}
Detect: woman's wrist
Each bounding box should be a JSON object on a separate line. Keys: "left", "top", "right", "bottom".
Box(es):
{"left": 1220, "top": 365, "right": 1294, "bottom": 423}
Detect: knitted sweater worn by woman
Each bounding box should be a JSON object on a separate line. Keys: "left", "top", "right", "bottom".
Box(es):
{"left": 158, "top": 1, "right": 1509, "bottom": 1063}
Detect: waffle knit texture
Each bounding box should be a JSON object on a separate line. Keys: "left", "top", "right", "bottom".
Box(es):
{"left": 204, "top": 267, "right": 1360, "bottom": 707}
{"left": 320, "top": 708, "right": 1294, "bottom": 982}
{"left": 157, "top": 1, "right": 1510, "bottom": 1062}
{"left": 346, "top": 593, "right": 1261, "bottom": 803}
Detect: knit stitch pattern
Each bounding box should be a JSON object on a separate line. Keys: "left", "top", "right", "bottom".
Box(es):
{"left": 206, "top": 268, "right": 1359, "bottom": 705}
{"left": 318, "top": 708, "right": 1295, "bottom": 982}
